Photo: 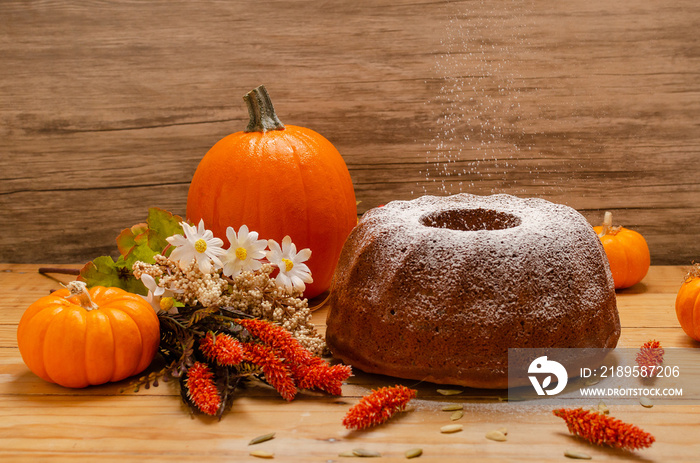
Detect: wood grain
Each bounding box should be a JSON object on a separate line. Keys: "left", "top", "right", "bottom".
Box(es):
{"left": 1, "top": 0, "right": 699, "bottom": 265}
{"left": 1, "top": 264, "right": 699, "bottom": 462}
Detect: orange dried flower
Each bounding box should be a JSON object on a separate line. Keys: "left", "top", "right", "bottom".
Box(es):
{"left": 295, "top": 358, "right": 352, "bottom": 396}
{"left": 636, "top": 339, "right": 664, "bottom": 369}
{"left": 200, "top": 332, "right": 244, "bottom": 366}
{"left": 236, "top": 318, "right": 311, "bottom": 364}
{"left": 343, "top": 385, "right": 417, "bottom": 430}
{"left": 241, "top": 342, "right": 297, "bottom": 401}
{"left": 236, "top": 318, "right": 351, "bottom": 396}
{"left": 185, "top": 362, "right": 221, "bottom": 416}
{"left": 553, "top": 408, "right": 655, "bottom": 450}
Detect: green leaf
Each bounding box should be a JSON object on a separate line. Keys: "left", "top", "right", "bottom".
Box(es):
{"left": 79, "top": 255, "right": 147, "bottom": 295}
{"left": 147, "top": 207, "right": 185, "bottom": 255}
{"left": 80, "top": 255, "right": 125, "bottom": 288}
{"left": 78, "top": 208, "right": 183, "bottom": 298}
{"left": 124, "top": 241, "right": 159, "bottom": 268}
{"left": 116, "top": 223, "right": 149, "bottom": 257}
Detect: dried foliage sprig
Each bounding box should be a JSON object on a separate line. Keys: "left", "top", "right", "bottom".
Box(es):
{"left": 343, "top": 385, "right": 417, "bottom": 430}
{"left": 146, "top": 305, "right": 351, "bottom": 418}
{"left": 635, "top": 339, "right": 664, "bottom": 369}
{"left": 553, "top": 408, "right": 655, "bottom": 451}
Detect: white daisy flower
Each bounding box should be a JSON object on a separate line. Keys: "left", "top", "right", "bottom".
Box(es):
{"left": 221, "top": 225, "right": 268, "bottom": 277}
{"left": 266, "top": 235, "right": 313, "bottom": 292}
{"left": 166, "top": 219, "right": 225, "bottom": 274}
{"left": 139, "top": 273, "right": 181, "bottom": 314}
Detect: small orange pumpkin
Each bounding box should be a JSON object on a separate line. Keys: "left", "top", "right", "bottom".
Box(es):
{"left": 17, "top": 282, "right": 160, "bottom": 388}
{"left": 186, "top": 85, "right": 357, "bottom": 298}
{"left": 676, "top": 264, "right": 700, "bottom": 342}
{"left": 593, "top": 211, "right": 650, "bottom": 289}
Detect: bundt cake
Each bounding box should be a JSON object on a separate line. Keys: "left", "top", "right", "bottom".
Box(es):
{"left": 325, "top": 194, "right": 620, "bottom": 389}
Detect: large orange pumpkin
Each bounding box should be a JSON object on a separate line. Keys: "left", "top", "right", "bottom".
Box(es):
{"left": 186, "top": 85, "right": 357, "bottom": 298}
{"left": 676, "top": 264, "right": 700, "bottom": 341}
{"left": 593, "top": 211, "right": 650, "bottom": 289}
{"left": 17, "top": 282, "right": 160, "bottom": 388}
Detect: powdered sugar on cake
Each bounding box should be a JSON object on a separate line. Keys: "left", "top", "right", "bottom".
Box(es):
{"left": 326, "top": 193, "right": 620, "bottom": 389}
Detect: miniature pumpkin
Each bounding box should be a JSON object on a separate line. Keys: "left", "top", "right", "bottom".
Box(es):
{"left": 186, "top": 85, "right": 357, "bottom": 298}
{"left": 676, "top": 264, "right": 700, "bottom": 341}
{"left": 593, "top": 211, "right": 650, "bottom": 289}
{"left": 17, "top": 282, "right": 160, "bottom": 388}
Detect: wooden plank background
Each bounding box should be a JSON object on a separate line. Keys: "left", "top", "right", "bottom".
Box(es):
{"left": 1, "top": 0, "right": 699, "bottom": 265}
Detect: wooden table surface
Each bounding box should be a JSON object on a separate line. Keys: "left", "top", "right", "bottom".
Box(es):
{"left": 1, "top": 264, "right": 698, "bottom": 462}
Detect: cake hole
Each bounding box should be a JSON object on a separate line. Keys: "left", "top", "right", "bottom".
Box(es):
{"left": 420, "top": 208, "right": 521, "bottom": 231}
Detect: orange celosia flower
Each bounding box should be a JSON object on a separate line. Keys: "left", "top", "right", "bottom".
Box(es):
{"left": 200, "top": 332, "right": 244, "bottom": 366}
{"left": 636, "top": 339, "right": 664, "bottom": 370}
{"left": 241, "top": 342, "right": 297, "bottom": 401}
{"left": 553, "top": 408, "right": 655, "bottom": 450}
{"left": 294, "top": 359, "right": 352, "bottom": 396}
{"left": 236, "top": 318, "right": 311, "bottom": 364}
{"left": 236, "top": 318, "right": 352, "bottom": 396}
{"left": 185, "top": 362, "right": 221, "bottom": 416}
{"left": 343, "top": 385, "right": 417, "bottom": 430}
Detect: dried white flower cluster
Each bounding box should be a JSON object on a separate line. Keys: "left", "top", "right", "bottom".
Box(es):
{"left": 165, "top": 220, "right": 313, "bottom": 293}
{"left": 132, "top": 255, "right": 325, "bottom": 356}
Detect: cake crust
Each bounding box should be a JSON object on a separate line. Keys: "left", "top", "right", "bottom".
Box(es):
{"left": 326, "top": 194, "right": 620, "bottom": 389}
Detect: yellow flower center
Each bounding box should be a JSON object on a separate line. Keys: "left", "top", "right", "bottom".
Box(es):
{"left": 235, "top": 247, "right": 248, "bottom": 260}
{"left": 159, "top": 297, "right": 175, "bottom": 311}
{"left": 194, "top": 239, "right": 207, "bottom": 253}
{"left": 282, "top": 258, "right": 294, "bottom": 272}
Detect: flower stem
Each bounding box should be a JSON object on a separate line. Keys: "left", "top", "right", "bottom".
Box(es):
{"left": 38, "top": 267, "right": 80, "bottom": 276}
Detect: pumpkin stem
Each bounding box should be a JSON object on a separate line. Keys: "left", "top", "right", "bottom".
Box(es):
{"left": 63, "top": 281, "right": 99, "bottom": 311}
{"left": 685, "top": 263, "right": 700, "bottom": 283}
{"left": 244, "top": 85, "right": 285, "bottom": 133}
{"left": 598, "top": 211, "right": 621, "bottom": 237}
{"left": 599, "top": 211, "right": 613, "bottom": 237}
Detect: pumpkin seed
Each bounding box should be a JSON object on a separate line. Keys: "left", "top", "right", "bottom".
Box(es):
{"left": 584, "top": 378, "right": 600, "bottom": 386}
{"left": 352, "top": 448, "right": 381, "bottom": 457}
{"left": 597, "top": 401, "right": 609, "bottom": 414}
{"left": 249, "top": 450, "right": 274, "bottom": 459}
{"left": 564, "top": 449, "right": 592, "bottom": 460}
{"left": 485, "top": 430, "right": 507, "bottom": 441}
{"left": 450, "top": 410, "right": 464, "bottom": 421}
{"left": 404, "top": 448, "right": 423, "bottom": 459}
{"left": 338, "top": 451, "right": 356, "bottom": 457}
{"left": 442, "top": 403, "right": 464, "bottom": 411}
{"left": 440, "top": 424, "right": 463, "bottom": 433}
{"left": 437, "top": 389, "right": 463, "bottom": 396}
{"left": 640, "top": 396, "right": 654, "bottom": 408}
{"left": 248, "top": 432, "right": 276, "bottom": 445}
